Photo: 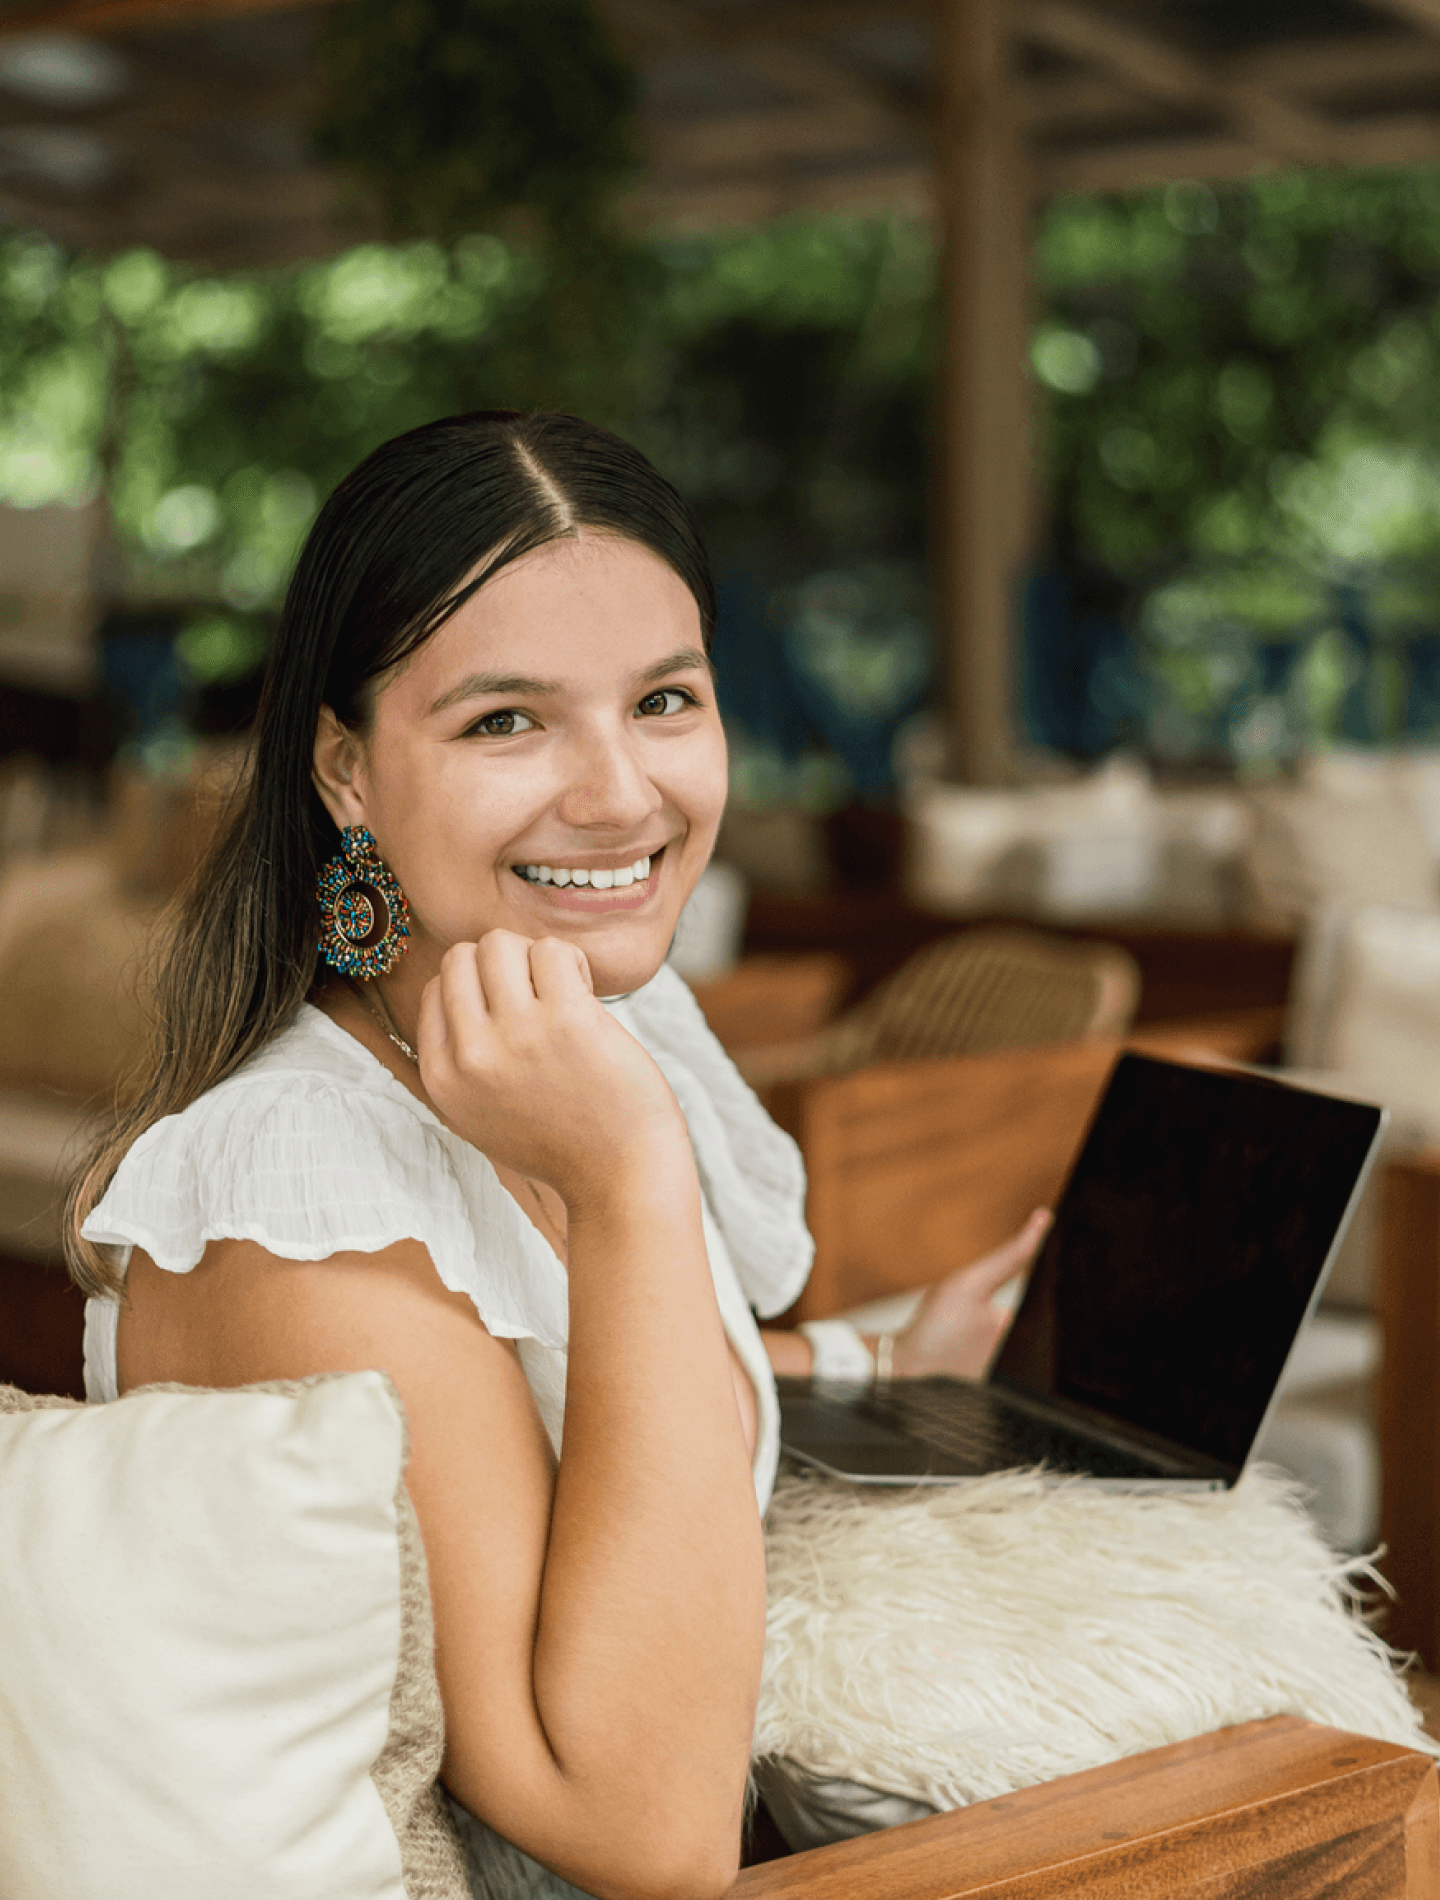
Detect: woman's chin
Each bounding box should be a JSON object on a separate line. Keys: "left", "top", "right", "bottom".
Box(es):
{"left": 584, "top": 939, "right": 672, "bottom": 999}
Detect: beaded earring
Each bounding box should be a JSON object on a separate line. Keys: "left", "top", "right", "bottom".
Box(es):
{"left": 316, "top": 826, "right": 411, "bottom": 979}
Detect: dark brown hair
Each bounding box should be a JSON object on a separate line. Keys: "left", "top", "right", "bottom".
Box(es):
{"left": 65, "top": 409, "right": 716, "bottom": 1295}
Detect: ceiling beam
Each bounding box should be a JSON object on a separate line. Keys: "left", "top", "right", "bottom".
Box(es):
{"left": 646, "top": 97, "right": 915, "bottom": 178}
{"left": 1040, "top": 134, "right": 1278, "bottom": 196}
{"left": 1019, "top": 0, "right": 1347, "bottom": 166}
{"left": 0, "top": 0, "right": 319, "bottom": 37}
{"left": 606, "top": 0, "right": 901, "bottom": 104}
{"left": 624, "top": 157, "right": 931, "bottom": 232}
{"left": 1361, "top": 0, "right": 1440, "bottom": 42}
{"left": 1018, "top": 40, "right": 1440, "bottom": 139}
{"left": 1021, "top": 71, "right": 1141, "bottom": 130}
{"left": 604, "top": 0, "right": 920, "bottom": 154}
{"left": 1230, "top": 29, "right": 1440, "bottom": 97}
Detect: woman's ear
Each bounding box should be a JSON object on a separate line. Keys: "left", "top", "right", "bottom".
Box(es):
{"left": 312, "top": 706, "right": 369, "bottom": 831}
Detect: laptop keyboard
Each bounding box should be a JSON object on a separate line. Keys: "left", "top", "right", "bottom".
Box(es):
{"left": 863, "top": 1381, "right": 1179, "bottom": 1481}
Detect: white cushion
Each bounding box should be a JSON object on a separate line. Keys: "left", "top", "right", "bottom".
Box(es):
{"left": 1245, "top": 764, "right": 1439, "bottom": 927}
{"left": 1322, "top": 905, "right": 1440, "bottom": 1105}
{"left": 0, "top": 1373, "right": 466, "bottom": 1900}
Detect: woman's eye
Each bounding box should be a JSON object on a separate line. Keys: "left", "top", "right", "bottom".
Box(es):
{"left": 470, "top": 709, "right": 535, "bottom": 737}
{"left": 636, "top": 689, "right": 693, "bottom": 717}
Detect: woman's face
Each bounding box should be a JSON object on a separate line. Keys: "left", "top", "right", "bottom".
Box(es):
{"left": 313, "top": 530, "right": 728, "bottom": 1000}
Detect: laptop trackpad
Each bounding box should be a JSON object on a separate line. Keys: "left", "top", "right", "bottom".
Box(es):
{"left": 780, "top": 1394, "right": 970, "bottom": 1479}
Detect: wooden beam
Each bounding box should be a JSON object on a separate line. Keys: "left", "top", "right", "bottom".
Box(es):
{"left": 605, "top": 0, "right": 917, "bottom": 134}
{"left": 1040, "top": 135, "right": 1277, "bottom": 197}
{"left": 1021, "top": 38, "right": 1440, "bottom": 140}
{"left": 935, "top": 0, "right": 1031, "bottom": 787}
{"left": 645, "top": 97, "right": 916, "bottom": 179}
{"left": 1230, "top": 29, "right": 1440, "bottom": 98}
{"left": 1379, "top": 1151, "right": 1440, "bottom": 1671}
{"left": 1021, "top": 70, "right": 1150, "bottom": 132}
{"left": 1039, "top": 112, "right": 1440, "bottom": 198}
{"left": 1022, "top": 0, "right": 1211, "bottom": 112}
{"left": 624, "top": 158, "right": 931, "bottom": 234}
{"left": 0, "top": 0, "right": 317, "bottom": 36}
{"left": 1365, "top": 0, "right": 1440, "bottom": 42}
{"left": 1020, "top": 0, "right": 1346, "bottom": 167}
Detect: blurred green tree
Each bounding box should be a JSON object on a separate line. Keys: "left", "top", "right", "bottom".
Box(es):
{"left": 7, "top": 164, "right": 1440, "bottom": 766}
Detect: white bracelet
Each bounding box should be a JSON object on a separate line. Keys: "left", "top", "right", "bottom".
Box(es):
{"left": 797, "top": 1318, "right": 875, "bottom": 1382}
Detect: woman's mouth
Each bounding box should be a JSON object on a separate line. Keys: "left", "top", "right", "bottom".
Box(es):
{"left": 512, "top": 848, "right": 661, "bottom": 894}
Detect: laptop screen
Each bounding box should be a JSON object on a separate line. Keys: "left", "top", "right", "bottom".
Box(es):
{"left": 992, "top": 1053, "right": 1384, "bottom": 1473}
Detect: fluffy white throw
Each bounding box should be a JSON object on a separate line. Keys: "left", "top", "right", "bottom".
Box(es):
{"left": 755, "top": 1463, "right": 1436, "bottom": 1813}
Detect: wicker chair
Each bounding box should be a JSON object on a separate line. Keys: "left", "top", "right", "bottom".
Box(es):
{"left": 734, "top": 928, "right": 1139, "bottom": 1090}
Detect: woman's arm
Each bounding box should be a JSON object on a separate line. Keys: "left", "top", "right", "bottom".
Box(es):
{"left": 120, "top": 932, "right": 765, "bottom": 1900}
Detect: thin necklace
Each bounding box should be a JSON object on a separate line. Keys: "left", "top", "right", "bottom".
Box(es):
{"left": 348, "top": 977, "right": 419, "bottom": 1064}
{"left": 347, "top": 977, "right": 557, "bottom": 1237}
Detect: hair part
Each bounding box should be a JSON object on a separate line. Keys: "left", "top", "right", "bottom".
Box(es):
{"left": 65, "top": 410, "right": 716, "bottom": 1296}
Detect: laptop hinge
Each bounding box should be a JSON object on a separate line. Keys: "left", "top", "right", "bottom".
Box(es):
{"left": 989, "top": 1378, "right": 1238, "bottom": 1483}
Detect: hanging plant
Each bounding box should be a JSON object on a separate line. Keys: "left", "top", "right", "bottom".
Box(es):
{"left": 312, "top": 0, "right": 639, "bottom": 243}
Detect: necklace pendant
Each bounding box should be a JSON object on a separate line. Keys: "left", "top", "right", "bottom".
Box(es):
{"left": 348, "top": 976, "right": 419, "bottom": 1065}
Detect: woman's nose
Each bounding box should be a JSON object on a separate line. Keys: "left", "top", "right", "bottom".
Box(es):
{"left": 556, "top": 726, "right": 664, "bottom": 832}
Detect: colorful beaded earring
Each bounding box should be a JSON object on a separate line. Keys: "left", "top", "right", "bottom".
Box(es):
{"left": 316, "top": 826, "right": 411, "bottom": 979}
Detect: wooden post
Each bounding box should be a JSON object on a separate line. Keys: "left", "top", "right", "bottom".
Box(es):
{"left": 935, "top": 0, "right": 1033, "bottom": 785}
{"left": 1379, "top": 1153, "right": 1440, "bottom": 1670}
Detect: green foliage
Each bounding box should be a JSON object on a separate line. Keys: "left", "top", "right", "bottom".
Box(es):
{"left": 1031, "top": 170, "right": 1440, "bottom": 758}
{"left": 1036, "top": 170, "right": 1440, "bottom": 582}
{"left": 635, "top": 218, "right": 936, "bottom": 576}
{"left": 14, "top": 167, "right": 1440, "bottom": 763}
{"left": 0, "top": 216, "right": 933, "bottom": 623}
{"left": 312, "top": 0, "right": 638, "bottom": 243}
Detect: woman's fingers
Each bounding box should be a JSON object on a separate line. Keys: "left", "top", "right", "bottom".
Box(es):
{"left": 528, "top": 934, "right": 594, "bottom": 1001}
{"left": 421, "top": 932, "right": 603, "bottom": 1105}
{"left": 416, "top": 969, "right": 450, "bottom": 1058}
{"left": 895, "top": 1209, "right": 1054, "bottom": 1379}
{"left": 475, "top": 928, "right": 543, "bottom": 1016}
{"left": 965, "top": 1208, "right": 1053, "bottom": 1294}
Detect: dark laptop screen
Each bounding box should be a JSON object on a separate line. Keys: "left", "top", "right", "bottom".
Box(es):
{"left": 992, "top": 1054, "right": 1383, "bottom": 1472}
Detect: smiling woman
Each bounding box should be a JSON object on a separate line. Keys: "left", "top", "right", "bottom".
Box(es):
{"left": 60, "top": 410, "right": 1046, "bottom": 1898}
{"left": 310, "top": 532, "right": 726, "bottom": 1002}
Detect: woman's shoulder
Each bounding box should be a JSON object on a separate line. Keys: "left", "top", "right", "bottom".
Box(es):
{"left": 235, "top": 999, "right": 423, "bottom": 1096}
{"left": 106, "top": 1004, "right": 435, "bottom": 1169}
{"left": 81, "top": 1006, "right": 569, "bottom": 1347}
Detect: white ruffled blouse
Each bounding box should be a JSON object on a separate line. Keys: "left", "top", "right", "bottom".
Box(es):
{"left": 81, "top": 964, "right": 814, "bottom": 1516}
{"left": 81, "top": 965, "right": 822, "bottom": 1898}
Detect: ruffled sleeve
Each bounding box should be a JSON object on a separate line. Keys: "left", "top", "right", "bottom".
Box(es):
{"left": 81, "top": 1067, "right": 569, "bottom": 1350}
{"left": 606, "top": 965, "right": 814, "bottom": 1319}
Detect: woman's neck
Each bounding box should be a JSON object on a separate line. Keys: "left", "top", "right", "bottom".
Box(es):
{"left": 312, "top": 977, "right": 569, "bottom": 1265}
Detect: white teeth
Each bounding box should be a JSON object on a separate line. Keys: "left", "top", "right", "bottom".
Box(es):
{"left": 516, "top": 852, "right": 655, "bottom": 887}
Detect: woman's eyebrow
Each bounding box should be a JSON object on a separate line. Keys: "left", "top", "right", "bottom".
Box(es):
{"left": 428, "top": 672, "right": 555, "bottom": 715}
{"left": 637, "top": 647, "right": 713, "bottom": 684}
{"left": 428, "top": 648, "right": 713, "bottom": 717}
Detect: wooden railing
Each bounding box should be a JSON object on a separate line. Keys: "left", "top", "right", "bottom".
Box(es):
{"left": 733, "top": 1717, "right": 1439, "bottom": 1898}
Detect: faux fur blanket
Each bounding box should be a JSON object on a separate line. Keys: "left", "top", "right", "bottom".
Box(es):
{"left": 754, "top": 1463, "right": 1435, "bottom": 1813}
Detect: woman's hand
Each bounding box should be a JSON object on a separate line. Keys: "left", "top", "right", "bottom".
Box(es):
{"left": 892, "top": 1209, "right": 1053, "bottom": 1380}
{"left": 417, "top": 930, "right": 691, "bottom": 1211}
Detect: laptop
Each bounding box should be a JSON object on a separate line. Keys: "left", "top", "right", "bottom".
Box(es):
{"left": 777, "top": 1053, "right": 1387, "bottom": 1491}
